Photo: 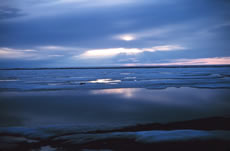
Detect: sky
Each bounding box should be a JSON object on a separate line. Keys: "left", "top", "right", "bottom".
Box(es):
{"left": 0, "top": 0, "right": 230, "bottom": 68}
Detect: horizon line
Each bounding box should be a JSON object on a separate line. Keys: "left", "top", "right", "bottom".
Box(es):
{"left": 1, "top": 64, "right": 230, "bottom": 70}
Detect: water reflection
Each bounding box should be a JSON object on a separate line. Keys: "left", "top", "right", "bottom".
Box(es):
{"left": 91, "top": 88, "right": 230, "bottom": 106}
{"left": 0, "top": 88, "right": 230, "bottom": 127}
{"left": 91, "top": 88, "right": 138, "bottom": 98}
{"left": 88, "top": 78, "right": 121, "bottom": 84}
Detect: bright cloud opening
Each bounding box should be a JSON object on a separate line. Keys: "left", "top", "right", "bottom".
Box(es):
{"left": 78, "top": 45, "right": 185, "bottom": 59}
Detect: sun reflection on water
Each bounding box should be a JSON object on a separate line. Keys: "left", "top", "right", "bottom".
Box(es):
{"left": 88, "top": 79, "right": 121, "bottom": 84}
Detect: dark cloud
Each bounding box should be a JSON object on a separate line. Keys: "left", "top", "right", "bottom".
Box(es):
{"left": 0, "top": 7, "right": 24, "bottom": 19}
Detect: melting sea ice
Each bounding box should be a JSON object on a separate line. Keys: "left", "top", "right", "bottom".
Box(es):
{"left": 0, "top": 66, "right": 230, "bottom": 150}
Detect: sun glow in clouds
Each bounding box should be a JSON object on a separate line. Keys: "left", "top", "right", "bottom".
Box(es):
{"left": 78, "top": 45, "right": 185, "bottom": 59}
{"left": 118, "top": 34, "right": 136, "bottom": 41}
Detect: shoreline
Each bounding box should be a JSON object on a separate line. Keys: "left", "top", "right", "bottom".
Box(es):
{"left": 1, "top": 117, "right": 230, "bottom": 151}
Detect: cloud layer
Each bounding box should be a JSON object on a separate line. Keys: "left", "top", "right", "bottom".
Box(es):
{"left": 0, "top": 0, "right": 230, "bottom": 67}
{"left": 78, "top": 45, "right": 185, "bottom": 59}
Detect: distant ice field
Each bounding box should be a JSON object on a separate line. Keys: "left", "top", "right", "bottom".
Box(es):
{"left": 1, "top": 67, "right": 230, "bottom": 150}
{"left": 0, "top": 66, "right": 230, "bottom": 91}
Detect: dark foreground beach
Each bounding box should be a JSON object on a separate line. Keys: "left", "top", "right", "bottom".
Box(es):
{"left": 0, "top": 116, "right": 230, "bottom": 151}
{"left": 0, "top": 67, "right": 230, "bottom": 150}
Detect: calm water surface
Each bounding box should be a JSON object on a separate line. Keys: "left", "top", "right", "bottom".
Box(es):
{"left": 0, "top": 87, "right": 230, "bottom": 127}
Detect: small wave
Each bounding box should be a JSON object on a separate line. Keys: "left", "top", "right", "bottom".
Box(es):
{"left": 0, "top": 79, "right": 19, "bottom": 82}
{"left": 120, "top": 73, "right": 131, "bottom": 75}
{"left": 124, "top": 77, "right": 136, "bottom": 79}
{"left": 47, "top": 83, "right": 65, "bottom": 86}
